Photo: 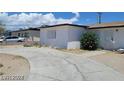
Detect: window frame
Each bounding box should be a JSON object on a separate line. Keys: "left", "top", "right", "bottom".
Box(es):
{"left": 47, "top": 30, "right": 56, "bottom": 39}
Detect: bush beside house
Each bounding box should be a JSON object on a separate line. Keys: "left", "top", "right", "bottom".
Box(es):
{"left": 80, "top": 31, "right": 99, "bottom": 50}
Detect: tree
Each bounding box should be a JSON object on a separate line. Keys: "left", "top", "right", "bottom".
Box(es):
{"left": 0, "top": 22, "right": 5, "bottom": 36}
{"left": 80, "top": 31, "right": 99, "bottom": 50}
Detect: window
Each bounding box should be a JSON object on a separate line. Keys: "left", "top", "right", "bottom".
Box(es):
{"left": 21, "top": 33, "right": 24, "bottom": 37}
{"left": 18, "top": 33, "right": 20, "bottom": 37}
{"left": 116, "top": 29, "right": 119, "bottom": 32}
{"left": 12, "top": 36, "right": 18, "bottom": 39}
{"left": 111, "top": 36, "right": 114, "bottom": 41}
{"left": 6, "top": 37, "right": 11, "bottom": 39}
{"left": 47, "top": 30, "right": 56, "bottom": 39}
{"left": 24, "top": 32, "right": 29, "bottom": 38}
{"left": 6, "top": 36, "right": 18, "bottom": 39}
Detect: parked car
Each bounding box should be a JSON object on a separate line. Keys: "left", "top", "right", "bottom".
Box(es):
{"left": 0, "top": 36, "right": 5, "bottom": 43}
{"left": 5, "top": 36, "right": 25, "bottom": 42}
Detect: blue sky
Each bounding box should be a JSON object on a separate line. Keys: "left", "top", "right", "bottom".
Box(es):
{"left": 1, "top": 12, "right": 124, "bottom": 30}
{"left": 7, "top": 12, "right": 124, "bottom": 25}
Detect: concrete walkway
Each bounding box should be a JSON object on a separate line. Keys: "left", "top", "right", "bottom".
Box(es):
{"left": 0, "top": 47, "right": 124, "bottom": 81}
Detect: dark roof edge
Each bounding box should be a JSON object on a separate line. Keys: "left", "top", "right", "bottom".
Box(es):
{"left": 89, "top": 25, "right": 124, "bottom": 29}
{"left": 12, "top": 28, "right": 40, "bottom": 32}
{"left": 39, "top": 24, "right": 88, "bottom": 28}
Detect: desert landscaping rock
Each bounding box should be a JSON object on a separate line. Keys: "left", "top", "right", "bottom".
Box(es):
{"left": 0, "top": 47, "right": 124, "bottom": 81}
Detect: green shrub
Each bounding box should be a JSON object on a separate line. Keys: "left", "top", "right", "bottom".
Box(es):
{"left": 33, "top": 42, "right": 41, "bottom": 47}
{"left": 0, "top": 64, "right": 3, "bottom": 68}
{"left": 80, "top": 32, "right": 99, "bottom": 50}
{"left": 23, "top": 42, "right": 41, "bottom": 47}
{"left": 0, "top": 72, "right": 4, "bottom": 75}
{"left": 23, "top": 44, "right": 32, "bottom": 47}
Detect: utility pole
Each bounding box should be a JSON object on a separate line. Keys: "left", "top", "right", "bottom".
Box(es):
{"left": 97, "top": 12, "right": 102, "bottom": 24}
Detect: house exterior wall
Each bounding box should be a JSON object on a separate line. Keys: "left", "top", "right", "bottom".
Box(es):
{"left": 11, "top": 30, "right": 40, "bottom": 42}
{"left": 113, "top": 29, "right": 124, "bottom": 49}
{"left": 91, "top": 27, "right": 124, "bottom": 50}
{"left": 40, "top": 25, "right": 86, "bottom": 48}
{"left": 68, "top": 26, "right": 86, "bottom": 42}
{"left": 30, "top": 31, "right": 40, "bottom": 42}
{"left": 40, "top": 27, "right": 68, "bottom": 48}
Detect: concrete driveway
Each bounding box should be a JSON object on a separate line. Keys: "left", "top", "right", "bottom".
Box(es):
{"left": 0, "top": 47, "right": 124, "bottom": 81}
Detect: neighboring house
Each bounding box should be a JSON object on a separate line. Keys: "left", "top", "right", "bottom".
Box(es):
{"left": 11, "top": 28, "right": 40, "bottom": 42}
{"left": 40, "top": 24, "right": 88, "bottom": 48}
{"left": 0, "top": 31, "right": 3, "bottom": 37}
{"left": 89, "top": 22, "right": 124, "bottom": 50}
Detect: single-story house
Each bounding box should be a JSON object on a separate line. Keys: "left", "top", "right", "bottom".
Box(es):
{"left": 40, "top": 24, "right": 88, "bottom": 48}
{"left": 11, "top": 28, "right": 40, "bottom": 42}
{"left": 40, "top": 22, "right": 124, "bottom": 50}
{"left": 89, "top": 22, "right": 124, "bottom": 50}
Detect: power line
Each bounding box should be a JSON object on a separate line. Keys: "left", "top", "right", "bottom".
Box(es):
{"left": 97, "top": 12, "right": 102, "bottom": 24}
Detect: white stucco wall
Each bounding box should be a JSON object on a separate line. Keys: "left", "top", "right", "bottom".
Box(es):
{"left": 40, "top": 25, "right": 124, "bottom": 50}
{"left": 92, "top": 27, "right": 124, "bottom": 50}
{"left": 113, "top": 29, "right": 124, "bottom": 49}
{"left": 40, "top": 26, "right": 68, "bottom": 48}
{"left": 40, "top": 25, "right": 86, "bottom": 48}
{"left": 68, "top": 27, "right": 86, "bottom": 42}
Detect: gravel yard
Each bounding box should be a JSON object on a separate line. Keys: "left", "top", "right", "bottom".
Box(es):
{"left": 0, "top": 53, "right": 30, "bottom": 80}
{"left": 60, "top": 49, "right": 124, "bottom": 76}
{"left": 89, "top": 52, "right": 124, "bottom": 75}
